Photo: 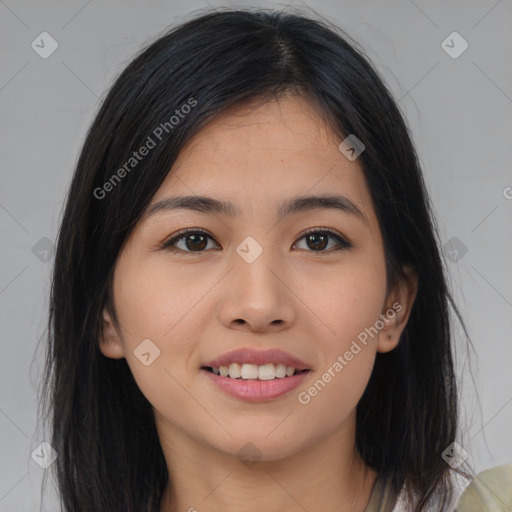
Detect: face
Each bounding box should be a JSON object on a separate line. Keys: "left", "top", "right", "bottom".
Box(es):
{"left": 100, "top": 95, "right": 416, "bottom": 463}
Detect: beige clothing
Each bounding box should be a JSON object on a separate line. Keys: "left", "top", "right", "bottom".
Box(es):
{"left": 364, "top": 464, "right": 512, "bottom": 512}
{"left": 456, "top": 463, "right": 512, "bottom": 511}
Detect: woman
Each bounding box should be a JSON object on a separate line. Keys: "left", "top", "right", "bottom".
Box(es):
{"left": 40, "top": 8, "right": 508, "bottom": 512}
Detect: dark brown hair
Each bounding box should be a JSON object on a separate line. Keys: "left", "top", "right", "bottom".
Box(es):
{"left": 39, "top": 8, "right": 470, "bottom": 511}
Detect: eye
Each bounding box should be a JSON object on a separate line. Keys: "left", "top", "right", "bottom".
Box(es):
{"left": 160, "top": 228, "right": 220, "bottom": 253}
{"left": 292, "top": 228, "right": 351, "bottom": 252}
{"left": 160, "top": 227, "right": 351, "bottom": 254}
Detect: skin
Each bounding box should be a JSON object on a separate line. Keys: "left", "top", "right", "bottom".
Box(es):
{"left": 99, "top": 94, "right": 418, "bottom": 512}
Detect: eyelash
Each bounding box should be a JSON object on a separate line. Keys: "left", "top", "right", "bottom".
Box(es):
{"left": 159, "top": 227, "right": 352, "bottom": 254}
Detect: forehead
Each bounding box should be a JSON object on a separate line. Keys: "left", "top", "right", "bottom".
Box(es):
{"left": 151, "top": 95, "right": 376, "bottom": 230}
{"left": 172, "top": 95, "right": 344, "bottom": 171}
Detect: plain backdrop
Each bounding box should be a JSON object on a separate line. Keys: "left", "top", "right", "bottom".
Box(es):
{"left": 1, "top": 0, "right": 511, "bottom": 510}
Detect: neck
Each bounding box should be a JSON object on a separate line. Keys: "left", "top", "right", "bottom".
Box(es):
{"left": 157, "top": 419, "right": 378, "bottom": 512}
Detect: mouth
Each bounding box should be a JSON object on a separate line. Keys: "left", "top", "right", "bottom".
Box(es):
{"left": 200, "top": 348, "right": 312, "bottom": 401}
{"left": 201, "top": 364, "right": 310, "bottom": 381}
{"left": 201, "top": 365, "right": 311, "bottom": 402}
{"left": 202, "top": 348, "right": 311, "bottom": 380}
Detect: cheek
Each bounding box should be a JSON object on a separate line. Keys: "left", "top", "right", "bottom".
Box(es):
{"left": 296, "top": 350, "right": 375, "bottom": 432}
{"left": 110, "top": 266, "right": 201, "bottom": 426}
{"left": 293, "top": 253, "right": 385, "bottom": 409}
{"left": 112, "top": 255, "right": 205, "bottom": 341}
{"left": 110, "top": 258, "right": 197, "bottom": 389}
{"left": 297, "top": 252, "right": 387, "bottom": 350}
{"left": 296, "top": 267, "right": 384, "bottom": 414}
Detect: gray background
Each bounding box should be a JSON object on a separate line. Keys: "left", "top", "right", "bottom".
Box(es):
{"left": 1, "top": 0, "right": 511, "bottom": 510}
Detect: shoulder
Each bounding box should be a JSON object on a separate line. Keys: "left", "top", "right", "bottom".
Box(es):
{"left": 455, "top": 463, "right": 512, "bottom": 511}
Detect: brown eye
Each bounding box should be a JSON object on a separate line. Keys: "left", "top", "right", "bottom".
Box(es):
{"left": 305, "top": 232, "right": 328, "bottom": 251}
{"left": 182, "top": 233, "right": 208, "bottom": 251}
{"left": 161, "top": 227, "right": 351, "bottom": 254}
{"left": 292, "top": 229, "right": 351, "bottom": 252}
{"left": 161, "top": 229, "right": 220, "bottom": 253}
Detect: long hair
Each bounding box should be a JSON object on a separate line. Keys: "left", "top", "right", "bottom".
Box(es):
{"left": 39, "top": 8, "right": 468, "bottom": 511}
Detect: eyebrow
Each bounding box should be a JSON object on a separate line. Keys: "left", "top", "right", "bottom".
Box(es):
{"left": 144, "top": 194, "right": 368, "bottom": 225}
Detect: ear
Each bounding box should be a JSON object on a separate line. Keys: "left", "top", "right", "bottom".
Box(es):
{"left": 98, "top": 308, "right": 125, "bottom": 359}
{"left": 377, "top": 265, "right": 418, "bottom": 353}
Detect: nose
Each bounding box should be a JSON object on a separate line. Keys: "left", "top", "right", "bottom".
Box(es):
{"left": 217, "top": 243, "right": 296, "bottom": 333}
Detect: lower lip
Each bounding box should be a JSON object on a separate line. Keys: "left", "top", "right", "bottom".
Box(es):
{"left": 202, "top": 369, "right": 311, "bottom": 402}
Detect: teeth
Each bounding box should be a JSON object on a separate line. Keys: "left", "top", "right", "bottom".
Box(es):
{"left": 211, "top": 363, "right": 299, "bottom": 380}
{"left": 241, "top": 363, "right": 259, "bottom": 379}
{"left": 228, "top": 363, "right": 241, "bottom": 378}
{"left": 275, "top": 364, "right": 287, "bottom": 378}
{"left": 258, "top": 363, "right": 275, "bottom": 381}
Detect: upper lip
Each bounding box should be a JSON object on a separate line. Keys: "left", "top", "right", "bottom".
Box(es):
{"left": 204, "top": 348, "right": 311, "bottom": 371}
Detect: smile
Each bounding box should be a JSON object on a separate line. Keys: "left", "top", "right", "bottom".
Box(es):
{"left": 204, "top": 363, "right": 308, "bottom": 380}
